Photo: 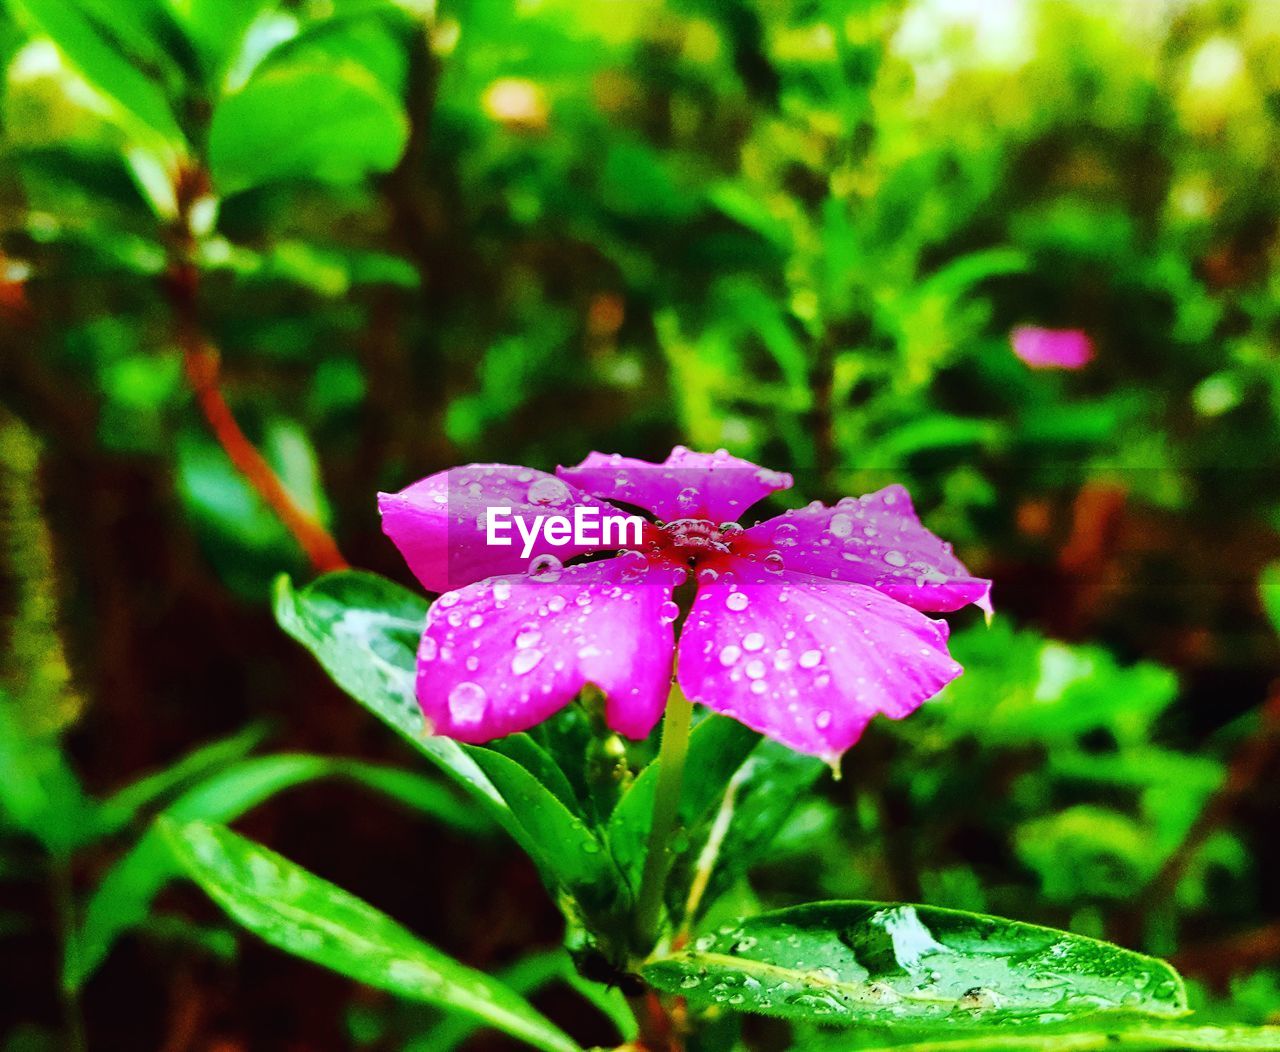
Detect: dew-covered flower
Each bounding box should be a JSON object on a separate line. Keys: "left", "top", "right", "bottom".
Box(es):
{"left": 378, "top": 448, "right": 990, "bottom": 764}
{"left": 1010, "top": 326, "right": 1094, "bottom": 370}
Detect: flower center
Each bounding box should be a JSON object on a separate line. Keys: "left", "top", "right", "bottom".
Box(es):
{"left": 650, "top": 517, "right": 745, "bottom": 567}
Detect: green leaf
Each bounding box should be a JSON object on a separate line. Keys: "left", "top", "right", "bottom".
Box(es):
{"left": 69, "top": 753, "right": 485, "bottom": 987}
{"left": 643, "top": 901, "right": 1187, "bottom": 1026}
{"left": 272, "top": 572, "right": 510, "bottom": 819}
{"left": 1261, "top": 562, "right": 1280, "bottom": 637}
{"left": 160, "top": 819, "right": 579, "bottom": 1052}
{"left": 607, "top": 715, "right": 760, "bottom": 888}
{"left": 415, "top": 949, "right": 636, "bottom": 1052}
{"left": 487, "top": 734, "right": 583, "bottom": 818}
{"left": 825, "top": 1019, "right": 1280, "bottom": 1051}
{"left": 208, "top": 59, "right": 407, "bottom": 194}
{"left": 932, "top": 621, "right": 1179, "bottom": 748}
{"left": 170, "top": 0, "right": 265, "bottom": 81}
{"left": 176, "top": 421, "right": 331, "bottom": 597}
{"left": 94, "top": 723, "right": 269, "bottom": 836}
{"left": 0, "top": 700, "right": 92, "bottom": 858}
{"left": 275, "top": 573, "right": 626, "bottom": 923}
{"left": 12, "top": 0, "right": 181, "bottom": 141}
{"left": 665, "top": 740, "right": 825, "bottom": 923}
{"left": 468, "top": 747, "right": 623, "bottom": 917}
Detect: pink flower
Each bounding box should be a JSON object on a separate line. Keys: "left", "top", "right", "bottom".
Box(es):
{"left": 1010, "top": 326, "right": 1094, "bottom": 370}
{"left": 378, "top": 448, "right": 990, "bottom": 763}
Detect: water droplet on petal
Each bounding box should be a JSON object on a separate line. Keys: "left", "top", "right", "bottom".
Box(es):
{"left": 528, "top": 553, "right": 563, "bottom": 580}
{"left": 619, "top": 550, "right": 649, "bottom": 582}
{"left": 799, "top": 649, "right": 822, "bottom": 669}
{"left": 742, "top": 632, "right": 765, "bottom": 652}
{"left": 745, "top": 659, "right": 766, "bottom": 680}
{"left": 448, "top": 682, "right": 487, "bottom": 724}
{"left": 676, "top": 487, "right": 700, "bottom": 512}
{"left": 659, "top": 600, "right": 680, "bottom": 624}
{"left": 884, "top": 549, "right": 907, "bottom": 567}
{"left": 763, "top": 551, "right": 785, "bottom": 573}
{"left": 511, "top": 649, "right": 544, "bottom": 675}
{"left": 492, "top": 580, "right": 512, "bottom": 602}
{"left": 719, "top": 644, "right": 742, "bottom": 666}
{"left": 772, "top": 522, "right": 800, "bottom": 548}
{"left": 527, "top": 477, "right": 571, "bottom": 506}
{"left": 515, "top": 624, "right": 542, "bottom": 649}
{"left": 829, "top": 513, "right": 854, "bottom": 538}
{"left": 726, "top": 591, "right": 749, "bottom": 612}
{"left": 815, "top": 710, "right": 832, "bottom": 729}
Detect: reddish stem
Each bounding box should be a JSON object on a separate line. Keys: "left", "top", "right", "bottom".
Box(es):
{"left": 164, "top": 161, "right": 346, "bottom": 574}
{"left": 624, "top": 990, "right": 682, "bottom": 1052}
{"left": 178, "top": 328, "right": 347, "bottom": 574}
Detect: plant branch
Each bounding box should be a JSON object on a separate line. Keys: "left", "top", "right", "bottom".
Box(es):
{"left": 166, "top": 167, "right": 347, "bottom": 575}
{"left": 623, "top": 989, "right": 682, "bottom": 1052}
{"left": 1173, "top": 921, "right": 1280, "bottom": 987}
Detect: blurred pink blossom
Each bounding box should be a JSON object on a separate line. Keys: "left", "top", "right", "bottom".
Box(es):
{"left": 1010, "top": 325, "right": 1094, "bottom": 370}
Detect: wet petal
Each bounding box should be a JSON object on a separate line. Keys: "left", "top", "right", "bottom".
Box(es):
{"left": 1010, "top": 326, "right": 1093, "bottom": 370}
{"left": 740, "top": 485, "right": 991, "bottom": 614}
{"left": 676, "top": 565, "right": 961, "bottom": 763}
{"left": 557, "top": 446, "right": 792, "bottom": 524}
{"left": 417, "top": 555, "right": 683, "bottom": 743}
{"left": 379, "top": 463, "right": 618, "bottom": 592}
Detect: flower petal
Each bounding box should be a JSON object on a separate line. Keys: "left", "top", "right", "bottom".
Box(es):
{"left": 557, "top": 446, "right": 792, "bottom": 524}
{"left": 417, "top": 555, "right": 682, "bottom": 743}
{"left": 740, "top": 485, "right": 991, "bottom": 614}
{"left": 379, "top": 464, "right": 618, "bottom": 592}
{"left": 676, "top": 565, "right": 961, "bottom": 763}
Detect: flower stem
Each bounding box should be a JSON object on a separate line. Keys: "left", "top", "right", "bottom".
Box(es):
{"left": 632, "top": 684, "right": 694, "bottom": 955}
{"left": 53, "top": 858, "right": 86, "bottom": 1052}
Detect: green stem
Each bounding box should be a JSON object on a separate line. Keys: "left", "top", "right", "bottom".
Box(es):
{"left": 632, "top": 685, "right": 694, "bottom": 955}
{"left": 53, "top": 858, "right": 86, "bottom": 1052}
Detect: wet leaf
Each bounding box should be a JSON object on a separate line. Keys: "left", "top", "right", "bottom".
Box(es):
{"left": 664, "top": 740, "right": 825, "bottom": 923}
{"left": 812, "top": 1019, "right": 1280, "bottom": 1051}
{"left": 160, "top": 819, "right": 580, "bottom": 1052}
{"left": 644, "top": 901, "right": 1187, "bottom": 1026}
{"left": 70, "top": 754, "right": 485, "bottom": 987}
{"left": 468, "top": 746, "right": 624, "bottom": 918}
{"left": 273, "top": 572, "right": 508, "bottom": 819}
